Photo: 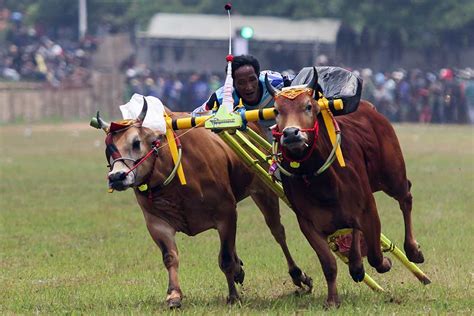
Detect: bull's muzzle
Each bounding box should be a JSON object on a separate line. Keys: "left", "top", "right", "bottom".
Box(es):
{"left": 108, "top": 171, "right": 129, "bottom": 191}
{"left": 281, "top": 127, "right": 308, "bottom": 153}
{"left": 282, "top": 127, "right": 304, "bottom": 144}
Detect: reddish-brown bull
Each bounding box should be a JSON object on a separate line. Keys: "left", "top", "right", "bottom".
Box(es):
{"left": 95, "top": 99, "right": 312, "bottom": 308}
{"left": 265, "top": 69, "right": 425, "bottom": 307}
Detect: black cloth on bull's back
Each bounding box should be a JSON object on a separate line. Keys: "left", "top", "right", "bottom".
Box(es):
{"left": 291, "top": 66, "right": 362, "bottom": 116}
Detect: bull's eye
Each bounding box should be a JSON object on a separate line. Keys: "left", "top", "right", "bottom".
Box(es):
{"left": 132, "top": 139, "right": 141, "bottom": 150}
{"left": 305, "top": 104, "right": 312, "bottom": 112}
{"left": 273, "top": 109, "right": 279, "bottom": 115}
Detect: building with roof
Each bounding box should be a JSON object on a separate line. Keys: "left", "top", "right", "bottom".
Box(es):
{"left": 136, "top": 13, "right": 341, "bottom": 74}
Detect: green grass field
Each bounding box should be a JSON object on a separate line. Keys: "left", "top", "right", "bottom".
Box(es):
{"left": 1, "top": 123, "right": 473, "bottom": 314}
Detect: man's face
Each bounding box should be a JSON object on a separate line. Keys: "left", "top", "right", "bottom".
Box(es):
{"left": 234, "top": 65, "right": 260, "bottom": 104}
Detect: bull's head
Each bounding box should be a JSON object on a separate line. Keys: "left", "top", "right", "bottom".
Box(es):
{"left": 266, "top": 67, "right": 321, "bottom": 158}
{"left": 94, "top": 99, "right": 161, "bottom": 191}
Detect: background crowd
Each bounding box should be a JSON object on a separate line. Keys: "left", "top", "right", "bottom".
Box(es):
{"left": 1, "top": 10, "right": 473, "bottom": 124}
{"left": 0, "top": 10, "right": 96, "bottom": 88}
{"left": 359, "top": 67, "right": 474, "bottom": 124}
{"left": 123, "top": 62, "right": 474, "bottom": 124}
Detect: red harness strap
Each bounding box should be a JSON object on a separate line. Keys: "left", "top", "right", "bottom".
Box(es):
{"left": 271, "top": 119, "right": 320, "bottom": 163}
{"left": 105, "top": 131, "right": 161, "bottom": 175}
{"left": 124, "top": 139, "right": 161, "bottom": 176}
{"left": 105, "top": 133, "right": 122, "bottom": 162}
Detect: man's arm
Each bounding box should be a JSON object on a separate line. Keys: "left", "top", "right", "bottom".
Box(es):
{"left": 204, "top": 92, "right": 220, "bottom": 110}
{"left": 191, "top": 89, "right": 222, "bottom": 115}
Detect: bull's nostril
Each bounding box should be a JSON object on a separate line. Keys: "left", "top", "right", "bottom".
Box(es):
{"left": 109, "top": 171, "right": 126, "bottom": 182}
{"left": 283, "top": 127, "right": 300, "bottom": 139}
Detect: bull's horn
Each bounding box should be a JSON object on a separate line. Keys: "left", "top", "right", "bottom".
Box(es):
{"left": 90, "top": 111, "right": 110, "bottom": 131}
{"left": 265, "top": 73, "right": 281, "bottom": 97}
{"left": 306, "top": 66, "right": 319, "bottom": 91}
{"left": 137, "top": 97, "right": 148, "bottom": 122}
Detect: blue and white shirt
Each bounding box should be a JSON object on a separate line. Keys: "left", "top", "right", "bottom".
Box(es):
{"left": 193, "top": 70, "right": 285, "bottom": 114}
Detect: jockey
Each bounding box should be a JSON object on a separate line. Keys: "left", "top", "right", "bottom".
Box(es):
{"left": 192, "top": 54, "right": 291, "bottom": 115}
{"left": 192, "top": 55, "right": 291, "bottom": 137}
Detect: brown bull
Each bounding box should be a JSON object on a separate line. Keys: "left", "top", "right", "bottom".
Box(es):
{"left": 265, "top": 69, "right": 425, "bottom": 307}
{"left": 94, "top": 99, "right": 312, "bottom": 308}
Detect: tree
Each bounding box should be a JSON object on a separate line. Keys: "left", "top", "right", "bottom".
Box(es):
{"left": 2, "top": 0, "right": 472, "bottom": 49}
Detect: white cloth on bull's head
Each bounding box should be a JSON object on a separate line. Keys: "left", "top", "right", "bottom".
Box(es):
{"left": 119, "top": 93, "right": 166, "bottom": 134}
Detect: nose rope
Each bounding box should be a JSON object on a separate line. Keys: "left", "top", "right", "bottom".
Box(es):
{"left": 271, "top": 119, "right": 319, "bottom": 163}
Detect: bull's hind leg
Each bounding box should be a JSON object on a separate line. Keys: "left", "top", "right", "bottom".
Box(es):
{"left": 250, "top": 191, "right": 313, "bottom": 292}
{"left": 348, "top": 229, "right": 365, "bottom": 282}
{"left": 379, "top": 124, "right": 425, "bottom": 263}
{"left": 142, "top": 210, "right": 182, "bottom": 308}
{"left": 362, "top": 197, "right": 392, "bottom": 274}
{"left": 396, "top": 180, "right": 425, "bottom": 263}
{"left": 216, "top": 209, "right": 244, "bottom": 304}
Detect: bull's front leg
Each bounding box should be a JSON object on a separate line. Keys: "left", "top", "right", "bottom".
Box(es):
{"left": 142, "top": 209, "right": 182, "bottom": 308}
{"left": 297, "top": 217, "right": 340, "bottom": 308}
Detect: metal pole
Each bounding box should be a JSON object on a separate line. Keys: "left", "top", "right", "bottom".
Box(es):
{"left": 79, "top": 0, "right": 87, "bottom": 40}
{"left": 380, "top": 234, "right": 431, "bottom": 285}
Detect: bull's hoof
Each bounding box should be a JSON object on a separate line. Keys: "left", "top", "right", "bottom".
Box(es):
{"left": 301, "top": 273, "right": 313, "bottom": 291}
{"left": 234, "top": 267, "right": 245, "bottom": 285}
{"left": 405, "top": 243, "right": 425, "bottom": 264}
{"left": 167, "top": 298, "right": 182, "bottom": 309}
{"left": 166, "top": 290, "right": 182, "bottom": 309}
{"left": 226, "top": 294, "right": 241, "bottom": 305}
{"left": 324, "top": 297, "right": 341, "bottom": 309}
{"left": 350, "top": 265, "right": 365, "bottom": 283}
{"left": 289, "top": 267, "right": 313, "bottom": 292}
{"left": 376, "top": 257, "right": 392, "bottom": 274}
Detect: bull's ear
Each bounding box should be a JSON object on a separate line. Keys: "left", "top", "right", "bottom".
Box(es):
{"left": 136, "top": 97, "right": 148, "bottom": 125}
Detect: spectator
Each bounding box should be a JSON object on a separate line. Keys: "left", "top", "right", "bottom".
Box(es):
{"left": 0, "top": 10, "right": 94, "bottom": 87}
{"left": 118, "top": 52, "right": 473, "bottom": 124}
{"left": 461, "top": 69, "right": 474, "bottom": 123}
